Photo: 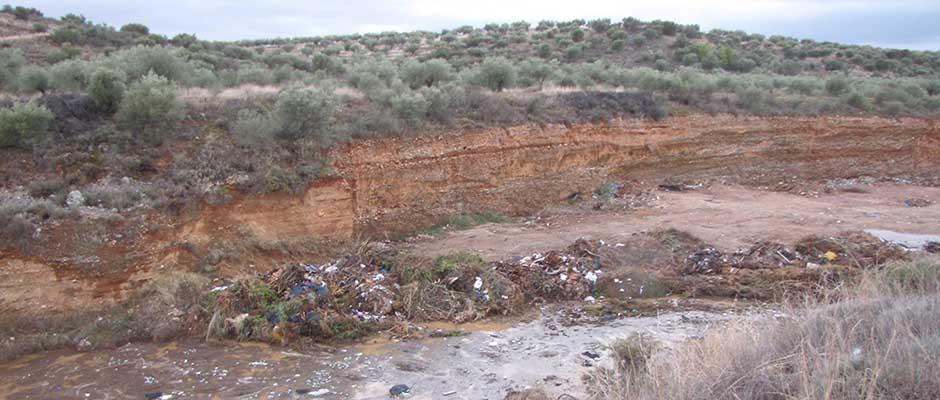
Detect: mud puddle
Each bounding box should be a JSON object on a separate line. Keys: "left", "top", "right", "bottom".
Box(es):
{"left": 0, "top": 307, "right": 748, "bottom": 399}
{"left": 864, "top": 229, "right": 940, "bottom": 250}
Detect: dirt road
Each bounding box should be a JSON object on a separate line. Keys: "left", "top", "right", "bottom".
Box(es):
{"left": 409, "top": 183, "right": 940, "bottom": 260}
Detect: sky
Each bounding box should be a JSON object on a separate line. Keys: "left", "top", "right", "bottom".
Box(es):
{"left": 18, "top": 0, "right": 940, "bottom": 51}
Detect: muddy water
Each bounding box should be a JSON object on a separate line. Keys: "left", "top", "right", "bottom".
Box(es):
{"left": 864, "top": 229, "right": 940, "bottom": 250}
{"left": 0, "top": 308, "right": 738, "bottom": 400}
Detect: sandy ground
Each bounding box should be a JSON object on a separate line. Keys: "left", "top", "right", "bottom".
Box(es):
{"left": 408, "top": 183, "right": 940, "bottom": 260}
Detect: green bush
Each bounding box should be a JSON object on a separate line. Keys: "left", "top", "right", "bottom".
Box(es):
{"left": 518, "top": 58, "right": 554, "bottom": 89}
{"left": 925, "top": 81, "right": 940, "bottom": 97}
{"left": 0, "top": 102, "right": 54, "bottom": 149}
{"left": 847, "top": 92, "right": 871, "bottom": 110}
{"left": 611, "top": 39, "right": 626, "bottom": 52}
{"left": 236, "top": 65, "right": 273, "bottom": 85}
{"left": 49, "top": 59, "right": 90, "bottom": 91}
{"left": 232, "top": 109, "right": 278, "bottom": 148}
{"left": 400, "top": 59, "right": 452, "bottom": 89}
{"left": 477, "top": 57, "right": 516, "bottom": 92}
{"left": 274, "top": 87, "right": 334, "bottom": 139}
{"left": 389, "top": 91, "right": 429, "bottom": 127}
{"left": 106, "top": 45, "right": 186, "bottom": 82}
{"left": 0, "top": 48, "right": 26, "bottom": 88}
{"left": 825, "top": 77, "right": 849, "bottom": 96}
{"left": 589, "top": 18, "right": 611, "bottom": 33}
{"left": 88, "top": 69, "right": 127, "bottom": 114}
{"left": 120, "top": 23, "right": 149, "bottom": 35}
{"left": 17, "top": 66, "right": 50, "bottom": 94}
{"left": 116, "top": 71, "right": 183, "bottom": 139}
{"left": 47, "top": 43, "right": 81, "bottom": 64}
{"left": 571, "top": 29, "right": 585, "bottom": 42}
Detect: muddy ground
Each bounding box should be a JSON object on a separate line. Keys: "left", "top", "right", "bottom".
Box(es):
{"left": 0, "top": 306, "right": 756, "bottom": 400}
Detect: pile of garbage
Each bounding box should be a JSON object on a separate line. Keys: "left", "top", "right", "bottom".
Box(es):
{"left": 732, "top": 241, "right": 800, "bottom": 269}
{"left": 209, "top": 246, "right": 541, "bottom": 342}
{"left": 680, "top": 231, "right": 910, "bottom": 275}
{"left": 795, "top": 231, "right": 908, "bottom": 268}
{"left": 494, "top": 239, "right": 601, "bottom": 302}
{"left": 208, "top": 251, "right": 402, "bottom": 343}
{"left": 682, "top": 247, "right": 727, "bottom": 274}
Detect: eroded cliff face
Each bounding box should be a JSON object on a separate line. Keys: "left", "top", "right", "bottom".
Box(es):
{"left": 4, "top": 115, "right": 939, "bottom": 312}
{"left": 331, "top": 115, "right": 939, "bottom": 237}
{"left": 185, "top": 115, "right": 940, "bottom": 242}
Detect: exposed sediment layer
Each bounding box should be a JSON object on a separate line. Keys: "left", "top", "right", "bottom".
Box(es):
{"left": 4, "top": 115, "right": 939, "bottom": 312}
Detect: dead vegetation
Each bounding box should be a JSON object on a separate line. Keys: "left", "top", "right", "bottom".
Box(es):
{"left": 588, "top": 256, "right": 940, "bottom": 400}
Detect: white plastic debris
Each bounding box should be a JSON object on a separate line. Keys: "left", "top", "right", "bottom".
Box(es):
{"left": 559, "top": 274, "right": 568, "bottom": 282}
{"left": 584, "top": 296, "right": 596, "bottom": 303}
{"left": 585, "top": 271, "right": 598, "bottom": 284}
{"left": 473, "top": 277, "right": 483, "bottom": 290}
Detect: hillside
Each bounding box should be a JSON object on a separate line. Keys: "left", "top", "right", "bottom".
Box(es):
{"left": 1, "top": 6, "right": 940, "bottom": 398}
{"left": 0, "top": 4, "right": 938, "bottom": 257}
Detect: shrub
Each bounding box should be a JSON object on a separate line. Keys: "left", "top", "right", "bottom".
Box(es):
{"left": 0, "top": 102, "right": 54, "bottom": 149}
{"left": 49, "top": 59, "right": 90, "bottom": 91}
{"left": 518, "top": 58, "right": 554, "bottom": 89}
{"left": 17, "top": 66, "right": 50, "bottom": 94}
{"left": 477, "top": 57, "right": 516, "bottom": 92}
{"left": 537, "top": 43, "right": 552, "bottom": 58}
{"left": 571, "top": 29, "right": 585, "bottom": 42}
{"left": 87, "top": 69, "right": 127, "bottom": 114}
{"left": 846, "top": 92, "right": 871, "bottom": 111}
{"left": 273, "top": 87, "right": 334, "bottom": 139}
{"left": 925, "top": 80, "right": 940, "bottom": 97}
{"left": 236, "top": 65, "right": 273, "bottom": 85}
{"left": 825, "top": 77, "right": 850, "bottom": 96}
{"left": 46, "top": 43, "right": 82, "bottom": 64}
{"left": 389, "top": 91, "right": 429, "bottom": 128}
{"left": 120, "top": 23, "right": 150, "bottom": 35}
{"left": 611, "top": 39, "right": 626, "bottom": 52}
{"left": 0, "top": 48, "right": 26, "bottom": 88}
{"left": 589, "top": 18, "right": 611, "bottom": 33}
{"left": 116, "top": 71, "right": 183, "bottom": 140}
{"left": 106, "top": 45, "right": 186, "bottom": 82}
{"left": 232, "top": 109, "right": 278, "bottom": 149}
{"left": 400, "top": 59, "right": 452, "bottom": 89}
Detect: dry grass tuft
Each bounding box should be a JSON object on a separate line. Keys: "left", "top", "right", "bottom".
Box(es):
{"left": 591, "top": 256, "right": 940, "bottom": 400}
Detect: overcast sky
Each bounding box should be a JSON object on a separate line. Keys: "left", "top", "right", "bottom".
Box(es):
{"left": 18, "top": 0, "right": 940, "bottom": 51}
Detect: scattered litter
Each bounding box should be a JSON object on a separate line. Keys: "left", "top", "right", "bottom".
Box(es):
{"left": 144, "top": 393, "right": 173, "bottom": 400}
{"left": 583, "top": 296, "right": 596, "bottom": 303}
{"left": 658, "top": 183, "right": 704, "bottom": 192}
{"left": 683, "top": 247, "right": 725, "bottom": 274}
{"left": 927, "top": 241, "right": 940, "bottom": 254}
{"left": 584, "top": 271, "right": 598, "bottom": 284}
{"left": 902, "top": 198, "right": 932, "bottom": 208}
{"left": 582, "top": 351, "right": 601, "bottom": 359}
{"left": 442, "top": 390, "right": 457, "bottom": 396}
{"left": 732, "top": 241, "right": 799, "bottom": 269}
{"left": 390, "top": 384, "right": 411, "bottom": 396}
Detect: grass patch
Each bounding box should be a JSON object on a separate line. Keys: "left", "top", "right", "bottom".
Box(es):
{"left": 419, "top": 211, "right": 509, "bottom": 236}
